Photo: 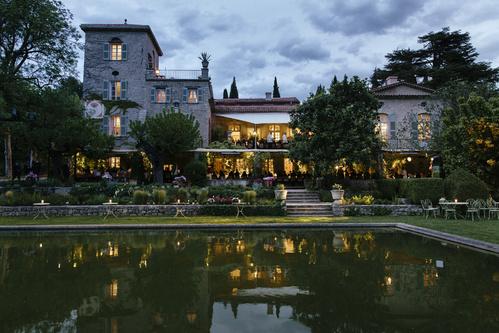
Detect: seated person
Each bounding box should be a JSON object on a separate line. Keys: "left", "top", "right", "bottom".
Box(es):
{"left": 282, "top": 133, "right": 288, "bottom": 144}
{"left": 267, "top": 132, "right": 274, "bottom": 143}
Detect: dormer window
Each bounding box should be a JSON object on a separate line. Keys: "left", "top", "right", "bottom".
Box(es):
{"left": 103, "top": 38, "right": 127, "bottom": 61}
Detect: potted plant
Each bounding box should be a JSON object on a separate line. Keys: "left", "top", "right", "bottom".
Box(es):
{"left": 331, "top": 184, "right": 344, "bottom": 203}
{"left": 274, "top": 183, "right": 288, "bottom": 201}
{"left": 198, "top": 52, "right": 211, "bottom": 68}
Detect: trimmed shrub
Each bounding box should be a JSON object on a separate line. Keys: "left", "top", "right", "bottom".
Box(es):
{"left": 184, "top": 160, "right": 208, "bottom": 187}
{"left": 199, "top": 204, "right": 285, "bottom": 216}
{"left": 371, "top": 206, "right": 393, "bottom": 216}
{"left": 198, "top": 188, "right": 209, "bottom": 204}
{"left": 152, "top": 189, "right": 167, "bottom": 204}
{"left": 84, "top": 194, "right": 108, "bottom": 205}
{"left": 208, "top": 185, "right": 245, "bottom": 198}
{"left": 347, "top": 194, "right": 374, "bottom": 205}
{"left": 4, "top": 191, "right": 14, "bottom": 205}
{"left": 176, "top": 188, "right": 189, "bottom": 202}
{"left": 243, "top": 190, "right": 257, "bottom": 204}
{"left": 375, "top": 179, "right": 401, "bottom": 200}
{"left": 344, "top": 207, "right": 362, "bottom": 216}
{"left": 255, "top": 187, "right": 274, "bottom": 200}
{"left": 133, "top": 190, "right": 149, "bottom": 204}
{"left": 444, "top": 169, "right": 489, "bottom": 200}
{"left": 400, "top": 178, "right": 444, "bottom": 204}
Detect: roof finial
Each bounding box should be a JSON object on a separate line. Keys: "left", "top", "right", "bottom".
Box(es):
{"left": 124, "top": 18, "right": 127, "bottom": 24}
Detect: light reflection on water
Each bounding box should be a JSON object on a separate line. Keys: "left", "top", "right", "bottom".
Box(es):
{"left": 0, "top": 229, "right": 498, "bottom": 333}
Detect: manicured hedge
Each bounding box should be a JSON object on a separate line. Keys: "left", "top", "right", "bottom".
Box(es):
{"left": 444, "top": 169, "right": 489, "bottom": 200}
{"left": 375, "top": 179, "right": 401, "bottom": 200}
{"left": 400, "top": 178, "right": 444, "bottom": 204}
{"left": 199, "top": 205, "right": 286, "bottom": 216}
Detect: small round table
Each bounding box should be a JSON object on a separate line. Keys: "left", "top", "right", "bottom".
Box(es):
{"left": 235, "top": 203, "right": 246, "bottom": 218}
{"left": 174, "top": 204, "right": 186, "bottom": 217}
{"left": 33, "top": 202, "right": 50, "bottom": 220}
{"left": 102, "top": 202, "right": 118, "bottom": 220}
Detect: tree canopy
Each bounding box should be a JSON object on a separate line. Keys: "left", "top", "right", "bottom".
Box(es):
{"left": 371, "top": 27, "right": 499, "bottom": 89}
{"left": 229, "top": 77, "right": 239, "bottom": 98}
{"left": 130, "top": 111, "right": 201, "bottom": 183}
{"left": 289, "top": 76, "right": 382, "bottom": 176}
{"left": 223, "top": 88, "right": 228, "bottom": 99}
{"left": 272, "top": 76, "right": 280, "bottom": 98}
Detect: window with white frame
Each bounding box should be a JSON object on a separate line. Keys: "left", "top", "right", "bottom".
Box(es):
{"left": 111, "top": 43, "right": 122, "bottom": 61}
{"left": 111, "top": 81, "right": 121, "bottom": 100}
{"left": 103, "top": 39, "right": 127, "bottom": 61}
{"left": 377, "top": 113, "right": 389, "bottom": 141}
{"left": 156, "top": 89, "right": 166, "bottom": 103}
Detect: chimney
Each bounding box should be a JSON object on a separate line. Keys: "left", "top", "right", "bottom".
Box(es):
{"left": 265, "top": 92, "right": 272, "bottom": 100}
{"left": 385, "top": 76, "right": 399, "bottom": 85}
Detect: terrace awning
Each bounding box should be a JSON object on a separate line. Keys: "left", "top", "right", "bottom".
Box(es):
{"left": 215, "top": 112, "right": 290, "bottom": 124}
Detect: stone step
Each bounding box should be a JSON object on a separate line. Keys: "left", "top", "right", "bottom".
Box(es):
{"left": 287, "top": 212, "right": 335, "bottom": 216}
{"left": 286, "top": 207, "right": 332, "bottom": 212}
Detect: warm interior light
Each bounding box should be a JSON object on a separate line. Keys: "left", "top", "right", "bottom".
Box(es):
{"left": 407, "top": 157, "right": 412, "bottom": 162}
{"left": 155, "top": 69, "right": 160, "bottom": 75}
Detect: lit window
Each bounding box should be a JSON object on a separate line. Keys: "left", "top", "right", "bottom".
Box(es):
{"left": 111, "top": 115, "right": 121, "bottom": 136}
{"left": 111, "top": 81, "right": 121, "bottom": 100}
{"left": 269, "top": 125, "right": 280, "bottom": 141}
{"left": 188, "top": 89, "right": 198, "bottom": 103}
{"left": 107, "top": 279, "right": 118, "bottom": 299}
{"left": 111, "top": 43, "right": 122, "bottom": 61}
{"left": 109, "top": 157, "right": 120, "bottom": 168}
{"left": 156, "top": 89, "right": 166, "bottom": 103}
{"left": 418, "top": 113, "right": 431, "bottom": 142}
{"left": 228, "top": 124, "right": 241, "bottom": 141}
{"left": 377, "top": 114, "right": 389, "bottom": 141}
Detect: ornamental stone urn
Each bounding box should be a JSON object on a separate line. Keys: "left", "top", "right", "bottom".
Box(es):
{"left": 331, "top": 184, "right": 344, "bottom": 205}
{"left": 274, "top": 184, "right": 288, "bottom": 201}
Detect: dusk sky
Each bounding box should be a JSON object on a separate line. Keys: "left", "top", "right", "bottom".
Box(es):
{"left": 65, "top": 0, "right": 499, "bottom": 100}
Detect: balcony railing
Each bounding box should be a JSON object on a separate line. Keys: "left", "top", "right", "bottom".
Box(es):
{"left": 146, "top": 69, "right": 203, "bottom": 80}
{"left": 383, "top": 139, "right": 431, "bottom": 152}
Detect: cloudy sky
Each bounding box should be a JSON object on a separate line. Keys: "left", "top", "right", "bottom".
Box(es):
{"left": 64, "top": 0, "right": 499, "bottom": 100}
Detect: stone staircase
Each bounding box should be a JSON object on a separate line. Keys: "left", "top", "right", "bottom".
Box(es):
{"left": 286, "top": 189, "right": 334, "bottom": 216}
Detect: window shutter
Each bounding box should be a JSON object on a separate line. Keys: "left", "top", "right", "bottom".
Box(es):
{"left": 182, "top": 87, "right": 188, "bottom": 103}
{"left": 166, "top": 88, "right": 171, "bottom": 104}
{"left": 101, "top": 116, "right": 109, "bottom": 135}
{"left": 121, "top": 115, "right": 128, "bottom": 136}
{"left": 103, "top": 43, "right": 109, "bottom": 60}
{"left": 389, "top": 114, "right": 397, "bottom": 139}
{"left": 150, "top": 88, "right": 156, "bottom": 103}
{"left": 121, "top": 43, "right": 127, "bottom": 60}
{"left": 198, "top": 87, "right": 203, "bottom": 102}
{"left": 121, "top": 80, "right": 128, "bottom": 100}
{"left": 102, "top": 80, "right": 109, "bottom": 100}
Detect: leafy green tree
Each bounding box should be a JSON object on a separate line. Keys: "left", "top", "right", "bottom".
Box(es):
{"left": 272, "top": 76, "right": 280, "bottom": 98}
{"left": 130, "top": 111, "right": 201, "bottom": 183}
{"left": 289, "top": 76, "right": 382, "bottom": 176}
{"left": 223, "top": 88, "right": 228, "bottom": 99}
{"left": 229, "top": 77, "right": 239, "bottom": 98}
{"left": 371, "top": 28, "right": 499, "bottom": 89}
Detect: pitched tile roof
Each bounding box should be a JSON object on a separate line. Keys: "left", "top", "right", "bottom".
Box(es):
{"left": 213, "top": 97, "right": 300, "bottom": 113}
{"left": 371, "top": 81, "right": 435, "bottom": 97}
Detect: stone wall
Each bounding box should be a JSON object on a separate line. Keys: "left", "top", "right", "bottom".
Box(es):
{"left": 332, "top": 204, "right": 421, "bottom": 216}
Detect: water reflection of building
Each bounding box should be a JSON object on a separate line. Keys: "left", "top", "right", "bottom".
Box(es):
{"left": 1, "top": 231, "right": 499, "bottom": 333}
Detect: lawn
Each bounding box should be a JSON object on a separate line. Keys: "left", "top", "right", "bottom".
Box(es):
{"left": 1, "top": 215, "right": 499, "bottom": 244}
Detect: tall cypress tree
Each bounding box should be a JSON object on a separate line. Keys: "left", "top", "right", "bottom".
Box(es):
{"left": 229, "top": 77, "right": 239, "bottom": 98}
{"left": 272, "top": 76, "right": 281, "bottom": 98}
{"left": 223, "top": 88, "right": 228, "bottom": 99}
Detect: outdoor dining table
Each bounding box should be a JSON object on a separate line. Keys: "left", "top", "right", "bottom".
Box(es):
{"left": 102, "top": 201, "right": 118, "bottom": 220}
{"left": 33, "top": 201, "right": 50, "bottom": 220}
{"left": 439, "top": 201, "right": 468, "bottom": 218}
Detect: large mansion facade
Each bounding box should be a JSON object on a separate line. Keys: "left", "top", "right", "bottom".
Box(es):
{"left": 81, "top": 23, "right": 439, "bottom": 180}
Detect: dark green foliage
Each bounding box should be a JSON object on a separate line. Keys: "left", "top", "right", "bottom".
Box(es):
{"left": 184, "top": 160, "right": 207, "bottom": 187}
{"left": 130, "top": 111, "right": 201, "bottom": 183}
{"left": 176, "top": 188, "right": 189, "bottom": 202}
{"left": 207, "top": 185, "right": 245, "bottom": 198}
{"left": 289, "top": 76, "right": 382, "bottom": 176}
{"left": 375, "top": 179, "right": 401, "bottom": 200}
{"left": 344, "top": 207, "right": 362, "bottom": 216}
{"left": 198, "top": 188, "right": 209, "bottom": 204}
{"left": 223, "top": 88, "right": 228, "bottom": 99}
{"left": 371, "top": 27, "right": 499, "bottom": 89}
{"left": 444, "top": 169, "right": 489, "bottom": 200}
{"left": 199, "top": 205, "right": 285, "bottom": 216}
{"left": 254, "top": 187, "right": 274, "bottom": 200}
{"left": 371, "top": 206, "right": 393, "bottom": 216}
{"left": 229, "top": 77, "right": 239, "bottom": 98}
{"left": 319, "top": 190, "right": 332, "bottom": 202}
{"left": 272, "top": 77, "right": 281, "bottom": 98}
{"left": 400, "top": 178, "right": 444, "bottom": 204}
{"left": 133, "top": 190, "right": 149, "bottom": 204}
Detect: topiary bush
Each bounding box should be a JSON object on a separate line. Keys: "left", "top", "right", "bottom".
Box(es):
{"left": 176, "top": 188, "right": 189, "bottom": 202}
{"left": 243, "top": 190, "right": 257, "bottom": 204}
{"left": 400, "top": 178, "right": 444, "bottom": 204}
{"left": 184, "top": 160, "right": 208, "bottom": 187}
{"left": 133, "top": 190, "right": 149, "bottom": 204}
{"left": 152, "top": 189, "right": 167, "bottom": 204}
{"left": 375, "top": 179, "right": 401, "bottom": 200}
{"left": 198, "top": 188, "right": 209, "bottom": 204}
{"left": 444, "top": 168, "right": 489, "bottom": 200}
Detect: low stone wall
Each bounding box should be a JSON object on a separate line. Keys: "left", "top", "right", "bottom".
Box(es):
{"left": 332, "top": 204, "right": 421, "bottom": 216}
{"left": 0, "top": 205, "right": 203, "bottom": 217}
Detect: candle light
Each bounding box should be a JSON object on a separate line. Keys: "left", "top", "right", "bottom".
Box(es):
{"left": 177, "top": 199, "right": 180, "bottom": 204}
{"left": 109, "top": 199, "right": 112, "bottom": 203}
{"left": 41, "top": 199, "right": 44, "bottom": 204}
{"left": 454, "top": 199, "right": 458, "bottom": 203}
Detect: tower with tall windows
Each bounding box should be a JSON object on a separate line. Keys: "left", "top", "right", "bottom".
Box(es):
{"left": 81, "top": 23, "right": 213, "bottom": 161}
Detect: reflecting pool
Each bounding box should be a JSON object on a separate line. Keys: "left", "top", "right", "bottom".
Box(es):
{"left": 0, "top": 229, "right": 498, "bottom": 332}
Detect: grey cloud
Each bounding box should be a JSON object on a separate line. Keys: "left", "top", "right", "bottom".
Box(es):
{"left": 307, "top": 0, "right": 428, "bottom": 35}
{"left": 274, "top": 37, "right": 330, "bottom": 61}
